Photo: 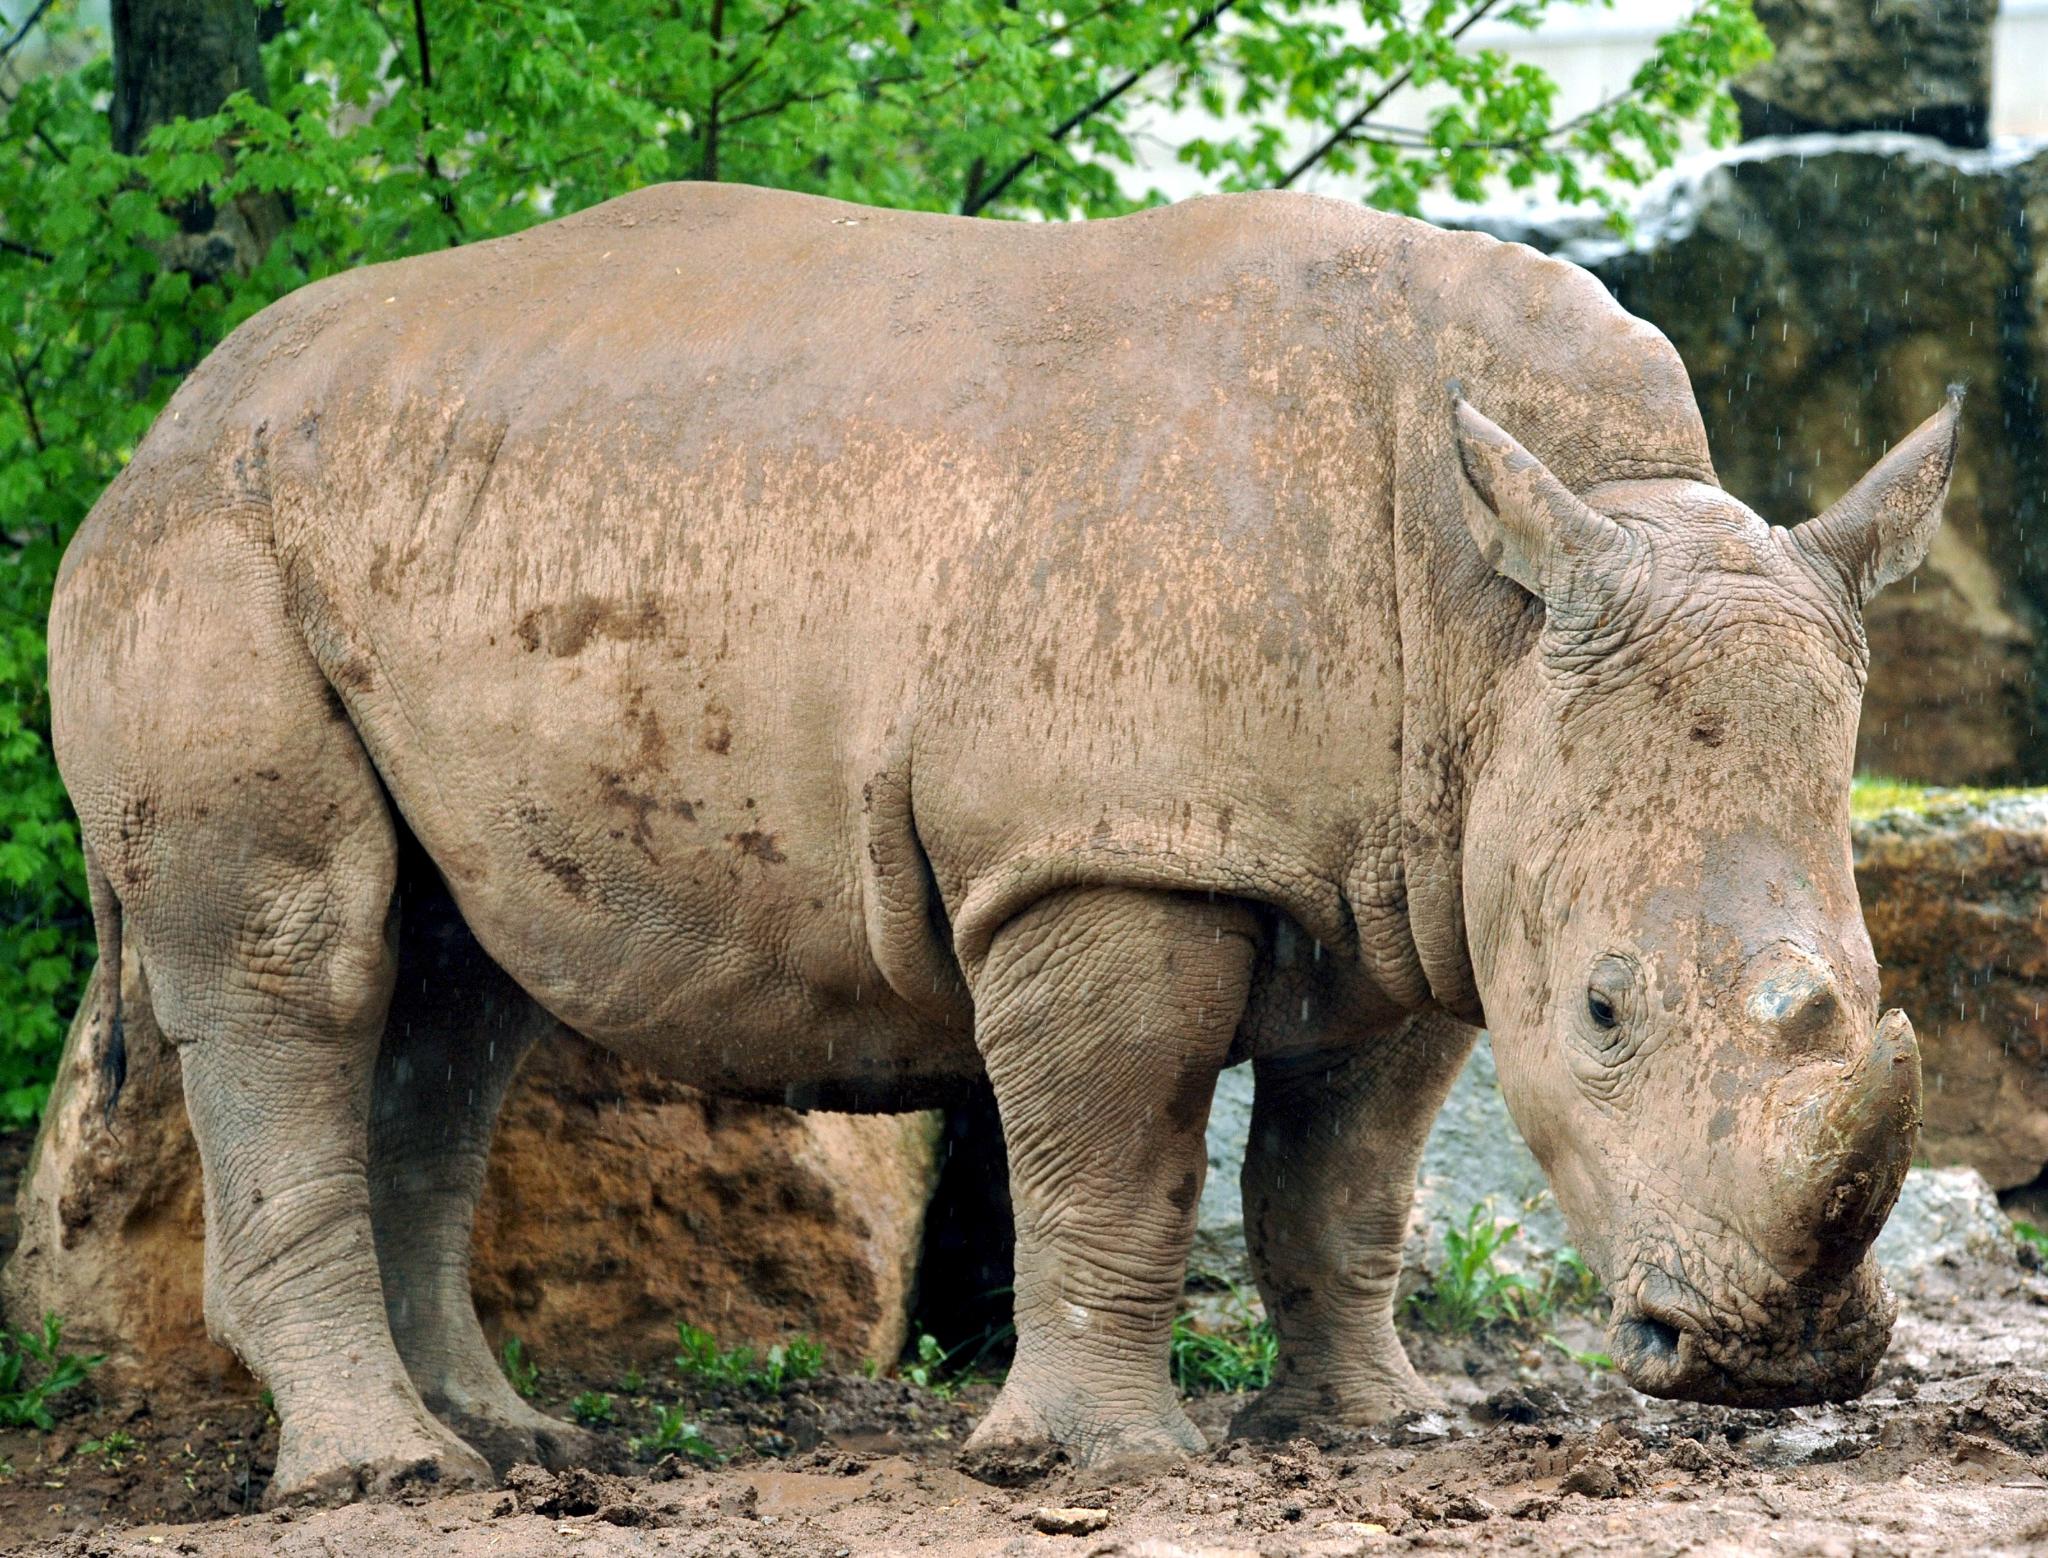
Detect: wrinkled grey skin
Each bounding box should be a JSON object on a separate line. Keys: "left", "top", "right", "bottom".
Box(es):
{"left": 47, "top": 186, "right": 1951, "bottom": 1502}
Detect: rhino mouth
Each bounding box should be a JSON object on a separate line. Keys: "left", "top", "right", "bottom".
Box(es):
{"left": 1605, "top": 1262, "right": 1897, "bottom": 1408}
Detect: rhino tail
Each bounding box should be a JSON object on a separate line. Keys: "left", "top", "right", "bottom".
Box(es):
{"left": 82, "top": 846, "right": 126, "bottom": 1131}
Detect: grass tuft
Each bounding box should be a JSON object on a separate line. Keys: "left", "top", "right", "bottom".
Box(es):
{"left": 0, "top": 1314, "right": 103, "bottom": 1431}
{"left": 1406, "top": 1204, "right": 1538, "bottom": 1334}
{"left": 499, "top": 1336, "right": 541, "bottom": 1400}
{"left": 673, "top": 1324, "right": 824, "bottom": 1395}
{"left": 629, "top": 1403, "right": 722, "bottom": 1464}
{"left": 1170, "top": 1291, "right": 1277, "bottom": 1394}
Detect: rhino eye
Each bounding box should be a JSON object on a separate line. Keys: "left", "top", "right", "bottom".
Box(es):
{"left": 1582, "top": 953, "right": 1639, "bottom": 1035}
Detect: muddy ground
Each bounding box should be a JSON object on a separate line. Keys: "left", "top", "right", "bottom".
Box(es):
{"left": 5, "top": 1131, "right": 2048, "bottom": 1555}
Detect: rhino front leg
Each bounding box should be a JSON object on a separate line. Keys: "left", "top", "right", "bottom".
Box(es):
{"left": 368, "top": 886, "right": 606, "bottom": 1475}
{"left": 966, "top": 888, "right": 1259, "bottom": 1474}
{"left": 1230, "top": 1011, "right": 1478, "bottom": 1442}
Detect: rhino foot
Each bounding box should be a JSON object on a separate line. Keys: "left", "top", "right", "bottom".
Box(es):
{"left": 1228, "top": 1375, "right": 1443, "bottom": 1445}
{"left": 961, "top": 1385, "right": 1205, "bottom": 1483}
{"left": 262, "top": 1416, "right": 493, "bottom": 1509}
{"left": 441, "top": 1402, "right": 614, "bottom": 1478}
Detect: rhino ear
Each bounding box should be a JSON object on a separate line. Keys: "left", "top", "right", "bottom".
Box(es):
{"left": 1450, "top": 391, "right": 1626, "bottom": 599}
{"left": 1789, "top": 390, "right": 1963, "bottom": 608}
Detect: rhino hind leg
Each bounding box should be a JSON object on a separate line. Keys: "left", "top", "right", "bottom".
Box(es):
{"left": 1229, "top": 1011, "right": 1480, "bottom": 1442}
{"left": 963, "top": 888, "right": 1259, "bottom": 1477}
{"left": 81, "top": 606, "right": 492, "bottom": 1506}
{"left": 368, "top": 858, "right": 608, "bottom": 1476}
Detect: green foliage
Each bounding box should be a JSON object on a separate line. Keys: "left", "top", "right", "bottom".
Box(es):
{"left": 499, "top": 1336, "right": 540, "bottom": 1400}
{"left": 673, "top": 1323, "right": 823, "bottom": 1394}
{"left": 629, "top": 1403, "right": 722, "bottom": 1464}
{"left": 569, "top": 1390, "right": 616, "bottom": 1426}
{"left": 1170, "top": 1293, "right": 1277, "bottom": 1394}
{"left": 2013, "top": 1219, "right": 2048, "bottom": 1256}
{"left": 0, "top": 1313, "right": 104, "bottom": 1430}
{"left": 0, "top": 0, "right": 1763, "bottom": 1120}
{"left": 78, "top": 1429, "right": 138, "bottom": 1466}
{"left": 1850, "top": 775, "right": 2032, "bottom": 822}
{"left": 1407, "top": 1204, "right": 1537, "bottom": 1334}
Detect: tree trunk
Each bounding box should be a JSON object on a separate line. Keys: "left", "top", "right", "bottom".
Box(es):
{"left": 109, "top": 0, "right": 289, "bottom": 279}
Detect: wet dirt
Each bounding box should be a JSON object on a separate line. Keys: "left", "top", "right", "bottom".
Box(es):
{"left": 5, "top": 1135, "right": 2048, "bottom": 1554}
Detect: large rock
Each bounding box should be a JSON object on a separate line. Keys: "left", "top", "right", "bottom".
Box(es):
{"left": 1875, "top": 1165, "right": 2015, "bottom": 1282}
{"left": 1733, "top": 0, "right": 1999, "bottom": 147}
{"left": 1, "top": 962, "right": 941, "bottom": 1391}
{"left": 1511, "top": 134, "right": 2048, "bottom": 784}
{"left": 1855, "top": 791, "right": 2048, "bottom": 1190}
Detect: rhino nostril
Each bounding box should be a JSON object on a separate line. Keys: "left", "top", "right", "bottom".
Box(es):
{"left": 1617, "top": 1314, "right": 1682, "bottom": 1361}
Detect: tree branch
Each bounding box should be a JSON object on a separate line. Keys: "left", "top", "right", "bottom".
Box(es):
{"left": 962, "top": 1, "right": 1236, "bottom": 217}
{"left": 1308, "top": 85, "right": 1649, "bottom": 158}
{"left": 0, "top": 234, "right": 53, "bottom": 262}
{"left": 715, "top": 0, "right": 802, "bottom": 103}
{"left": 0, "top": 0, "right": 55, "bottom": 66}
{"left": 698, "top": 0, "right": 728, "bottom": 180}
{"left": 9, "top": 350, "right": 46, "bottom": 454}
{"left": 1275, "top": 0, "right": 1506, "bottom": 189}
{"left": 716, "top": 68, "right": 924, "bottom": 130}
{"left": 409, "top": 0, "right": 462, "bottom": 239}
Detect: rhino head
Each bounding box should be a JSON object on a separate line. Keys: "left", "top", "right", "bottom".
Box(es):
{"left": 1451, "top": 389, "right": 1959, "bottom": 1407}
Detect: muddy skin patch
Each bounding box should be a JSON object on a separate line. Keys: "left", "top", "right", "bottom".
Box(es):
{"left": 728, "top": 829, "right": 786, "bottom": 864}
{"left": 515, "top": 595, "right": 667, "bottom": 657}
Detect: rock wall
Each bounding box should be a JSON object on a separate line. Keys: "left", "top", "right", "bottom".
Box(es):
{"left": 1855, "top": 792, "right": 2048, "bottom": 1189}
{"left": 1491, "top": 134, "right": 2048, "bottom": 782}
{"left": 1734, "top": 0, "right": 2000, "bottom": 147}
{"left": 0, "top": 965, "right": 940, "bottom": 1392}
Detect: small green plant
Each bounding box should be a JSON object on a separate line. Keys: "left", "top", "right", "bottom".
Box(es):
{"left": 79, "top": 1430, "right": 137, "bottom": 1468}
{"left": 1546, "top": 1335, "right": 1615, "bottom": 1376}
{"left": 760, "top": 1336, "right": 825, "bottom": 1392}
{"left": 0, "top": 1314, "right": 104, "bottom": 1430}
{"left": 2013, "top": 1219, "right": 2048, "bottom": 1255}
{"left": 901, "top": 1332, "right": 963, "bottom": 1399}
{"left": 569, "top": 1391, "right": 615, "bottom": 1426}
{"left": 617, "top": 1367, "right": 646, "bottom": 1394}
{"left": 1407, "top": 1205, "right": 1536, "bottom": 1335}
{"left": 1171, "top": 1292, "right": 1277, "bottom": 1394}
{"left": 673, "top": 1324, "right": 823, "bottom": 1395}
{"left": 674, "top": 1323, "right": 747, "bottom": 1389}
{"left": 1539, "top": 1247, "right": 1605, "bottom": 1314}
{"left": 629, "top": 1404, "right": 722, "bottom": 1464}
{"left": 499, "top": 1337, "right": 540, "bottom": 1400}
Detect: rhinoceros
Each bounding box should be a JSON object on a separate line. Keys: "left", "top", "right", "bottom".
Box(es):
{"left": 49, "top": 184, "right": 1951, "bottom": 1503}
